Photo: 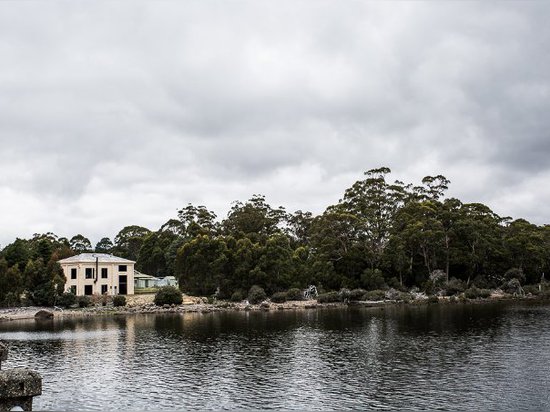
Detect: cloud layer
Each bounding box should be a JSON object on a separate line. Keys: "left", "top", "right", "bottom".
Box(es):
{"left": 1, "top": 1, "right": 549, "bottom": 246}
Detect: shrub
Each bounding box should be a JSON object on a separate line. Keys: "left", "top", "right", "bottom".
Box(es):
{"left": 271, "top": 292, "right": 287, "bottom": 303}
{"left": 427, "top": 295, "right": 439, "bottom": 304}
{"left": 464, "top": 286, "right": 491, "bottom": 299}
{"left": 230, "top": 290, "right": 244, "bottom": 302}
{"left": 444, "top": 278, "right": 466, "bottom": 296}
{"left": 502, "top": 278, "right": 523, "bottom": 295}
{"left": 385, "top": 288, "right": 400, "bottom": 300}
{"left": 361, "top": 269, "right": 386, "bottom": 290}
{"left": 286, "top": 288, "right": 303, "bottom": 301}
{"left": 339, "top": 288, "right": 351, "bottom": 302}
{"left": 248, "top": 285, "right": 267, "bottom": 304}
{"left": 364, "top": 290, "right": 386, "bottom": 301}
{"left": 504, "top": 268, "right": 526, "bottom": 284}
{"left": 349, "top": 288, "right": 367, "bottom": 301}
{"left": 57, "top": 292, "right": 77, "bottom": 308}
{"left": 399, "top": 292, "right": 412, "bottom": 303}
{"left": 113, "top": 295, "right": 126, "bottom": 307}
{"left": 316, "top": 291, "right": 341, "bottom": 303}
{"left": 154, "top": 286, "right": 183, "bottom": 306}
{"left": 523, "top": 284, "right": 540, "bottom": 296}
{"left": 78, "top": 296, "right": 91, "bottom": 308}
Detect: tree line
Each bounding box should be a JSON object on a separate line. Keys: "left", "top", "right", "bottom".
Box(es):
{"left": 1, "top": 167, "right": 549, "bottom": 306}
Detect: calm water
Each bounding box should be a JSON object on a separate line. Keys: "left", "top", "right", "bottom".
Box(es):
{"left": 1, "top": 302, "right": 549, "bottom": 410}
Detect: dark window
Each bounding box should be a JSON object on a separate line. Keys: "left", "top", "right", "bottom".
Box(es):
{"left": 70, "top": 286, "right": 76, "bottom": 294}
{"left": 101, "top": 268, "right": 108, "bottom": 278}
{"left": 101, "top": 285, "right": 108, "bottom": 294}
{"left": 118, "top": 265, "right": 127, "bottom": 272}
{"left": 84, "top": 285, "right": 93, "bottom": 295}
{"left": 85, "top": 268, "right": 94, "bottom": 279}
{"left": 71, "top": 268, "right": 77, "bottom": 279}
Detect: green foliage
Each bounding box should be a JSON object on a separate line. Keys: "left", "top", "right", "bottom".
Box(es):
{"left": 78, "top": 296, "right": 91, "bottom": 308}
{"left": 349, "top": 288, "right": 367, "bottom": 301}
{"left": 361, "top": 269, "right": 386, "bottom": 290}
{"left": 364, "top": 290, "right": 386, "bottom": 301}
{"left": 154, "top": 286, "right": 183, "bottom": 306}
{"left": 464, "top": 286, "right": 491, "bottom": 299}
{"left": 444, "top": 278, "right": 466, "bottom": 296}
{"left": 230, "top": 290, "right": 244, "bottom": 302}
{"left": 271, "top": 292, "right": 287, "bottom": 303}
{"left": 286, "top": 288, "right": 303, "bottom": 301}
{"left": 504, "top": 268, "right": 526, "bottom": 284}
{"left": 247, "top": 285, "right": 267, "bottom": 304}
{"left": 522, "top": 284, "right": 540, "bottom": 295}
{"left": 113, "top": 295, "right": 127, "bottom": 307}
{"left": 316, "top": 291, "right": 341, "bottom": 303}
{"left": 57, "top": 292, "right": 77, "bottom": 308}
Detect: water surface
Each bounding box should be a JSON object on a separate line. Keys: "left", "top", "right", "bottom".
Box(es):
{"left": 1, "top": 302, "right": 549, "bottom": 410}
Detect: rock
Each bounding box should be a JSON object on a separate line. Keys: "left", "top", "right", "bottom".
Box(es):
{"left": 162, "top": 304, "right": 170, "bottom": 309}
{"left": 244, "top": 305, "right": 252, "bottom": 311}
{"left": 304, "top": 304, "right": 317, "bottom": 309}
{"left": 0, "top": 368, "right": 42, "bottom": 410}
{"left": 260, "top": 301, "right": 270, "bottom": 310}
{"left": 34, "top": 310, "right": 53, "bottom": 320}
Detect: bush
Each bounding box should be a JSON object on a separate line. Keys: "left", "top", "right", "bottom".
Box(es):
{"left": 427, "top": 295, "right": 439, "bottom": 304}
{"left": 248, "top": 285, "right": 267, "bottom": 304}
{"left": 78, "top": 296, "right": 91, "bottom": 308}
{"left": 399, "top": 292, "right": 412, "bottom": 303}
{"left": 364, "top": 290, "right": 386, "bottom": 301}
{"left": 286, "top": 288, "right": 303, "bottom": 301}
{"left": 154, "top": 286, "right": 183, "bottom": 306}
{"left": 502, "top": 278, "right": 523, "bottom": 295}
{"left": 349, "top": 288, "right": 367, "bottom": 301}
{"left": 113, "top": 295, "right": 126, "bottom": 307}
{"left": 523, "top": 284, "right": 540, "bottom": 296}
{"left": 464, "top": 286, "right": 491, "bottom": 299}
{"left": 361, "top": 269, "right": 386, "bottom": 290}
{"left": 444, "top": 278, "right": 466, "bottom": 296}
{"left": 316, "top": 291, "right": 341, "bottom": 303}
{"left": 230, "top": 290, "right": 244, "bottom": 302}
{"left": 504, "top": 268, "right": 526, "bottom": 284}
{"left": 271, "top": 292, "right": 287, "bottom": 303}
{"left": 57, "top": 292, "right": 77, "bottom": 308}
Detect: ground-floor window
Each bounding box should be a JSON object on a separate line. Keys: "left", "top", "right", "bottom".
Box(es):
{"left": 84, "top": 285, "right": 93, "bottom": 295}
{"left": 70, "top": 285, "right": 76, "bottom": 294}
{"left": 101, "top": 285, "right": 108, "bottom": 294}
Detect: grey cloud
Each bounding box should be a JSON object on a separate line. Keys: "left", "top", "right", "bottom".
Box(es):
{"left": 1, "top": 1, "right": 550, "bottom": 245}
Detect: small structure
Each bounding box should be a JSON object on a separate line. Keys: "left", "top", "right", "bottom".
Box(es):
{"left": 59, "top": 253, "right": 135, "bottom": 296}
{"left": 134, "top": 271, "right": 158, "bottom": 289}
{"left": 157, "top": 276, "right": 178, "bottom": 288}
{"left": 0, "top": 343, "right": 42, "bottom": 411}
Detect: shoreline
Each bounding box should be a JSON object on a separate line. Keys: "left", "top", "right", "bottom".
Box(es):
{"left": 1, "top": 293, "right": 548, "bottom": 323}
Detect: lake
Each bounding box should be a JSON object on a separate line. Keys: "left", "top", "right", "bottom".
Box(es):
{"left": 1, "top": 301, "right": 549, "bottom": 410}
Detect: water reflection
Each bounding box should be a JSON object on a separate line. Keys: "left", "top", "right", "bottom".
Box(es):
{"left": 0, "top": 302, "right": 549, "bottom": 410}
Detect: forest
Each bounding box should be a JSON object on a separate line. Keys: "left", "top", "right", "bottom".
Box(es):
{"left": 1, "top": 167, "right": 549, "bottom": 306}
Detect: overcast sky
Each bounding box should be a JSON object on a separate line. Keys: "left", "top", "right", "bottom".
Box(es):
{"left": 1, "top": 1, "right": 549, "bottom": 246}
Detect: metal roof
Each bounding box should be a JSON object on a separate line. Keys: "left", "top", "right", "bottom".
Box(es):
{"left": 58, "top": 253, "right": 135, "bottom": 264}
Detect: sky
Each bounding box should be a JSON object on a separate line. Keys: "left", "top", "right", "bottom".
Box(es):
{"left": 1, "top": 1, "right": 550, "bottom": 247}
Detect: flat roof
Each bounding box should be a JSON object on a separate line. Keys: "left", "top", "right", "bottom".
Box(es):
{"left": 58, "top": 253, "right": 135, "bottom": 264}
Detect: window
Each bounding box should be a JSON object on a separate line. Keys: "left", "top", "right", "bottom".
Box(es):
{"left": 70, "top": 286, "right": 76, "bottom": 294}
{"left": 101, "top": 268, "right": 108, "bottom": 278}
{"left": 71, "top": 268, "right": 77, "bottom": 279}
{"left": 101, "top": 285, "right": 108, "bottom": 294}
{"left": 85, "top": 268, "right": 94, "bottom": 279}
{"left": 118, "top": 265, "right": 127, "bottom": 272}
{"left": 84, "top": 285, "right": 93, "bottom": 295}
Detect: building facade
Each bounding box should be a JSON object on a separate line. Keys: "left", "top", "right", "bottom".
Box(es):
{"left": 58, "top": 253, "right": 135, "bottom": 296}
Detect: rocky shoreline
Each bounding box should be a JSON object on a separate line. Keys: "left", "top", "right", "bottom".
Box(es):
{"left": 0, "top": 291, "right": 548, "bottom": 323}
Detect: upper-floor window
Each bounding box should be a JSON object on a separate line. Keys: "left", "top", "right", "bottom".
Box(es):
{"left": 71, "top": 268, "right": 77, "bottom": 279}
{"left": 101, "top": 268, "right": 108, "bottom": 278}
{"left": 85, "top": 268, "right": 94, "bottom": 279}
{"left": 118, "top": 265, "right": 127, "bottom": 272}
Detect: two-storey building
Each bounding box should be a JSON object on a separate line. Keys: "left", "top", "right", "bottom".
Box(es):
{"left": 58, "top": 253, "right": 135, "bottom": 296}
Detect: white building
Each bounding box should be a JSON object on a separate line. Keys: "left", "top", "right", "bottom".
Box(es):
{"left": 59, "top": 253, "right": 135, "bottom": 296}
